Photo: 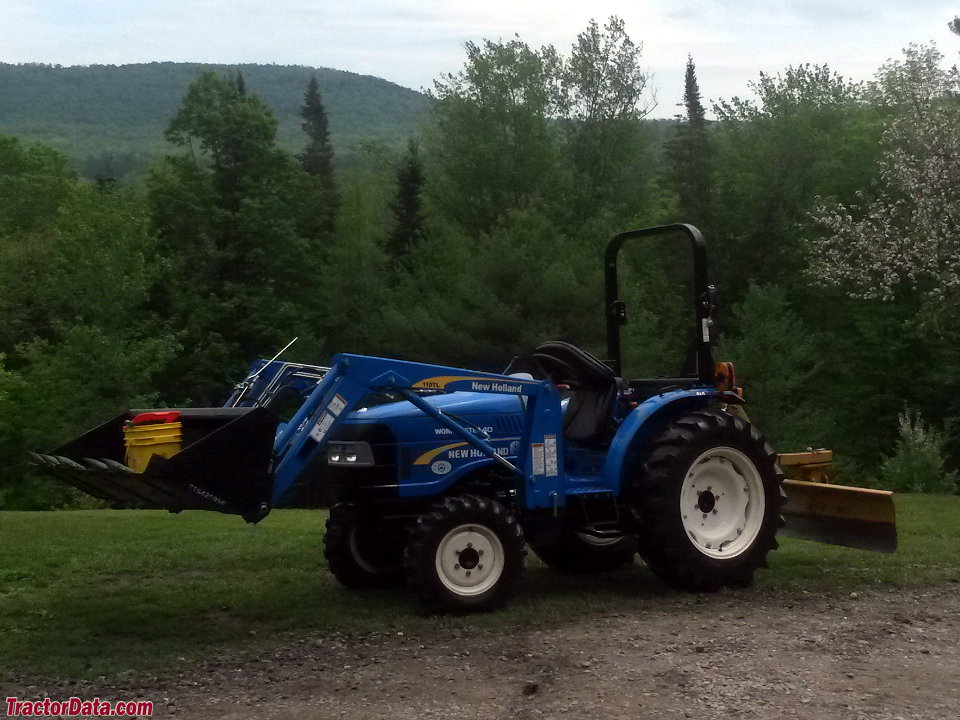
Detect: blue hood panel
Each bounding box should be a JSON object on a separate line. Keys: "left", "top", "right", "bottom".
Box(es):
{"left": 349, "top": 392, "right": 523, "bottom": 421}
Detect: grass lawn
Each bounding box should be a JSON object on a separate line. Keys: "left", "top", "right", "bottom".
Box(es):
{"left": 1, "top": 494, "right": 958, "bottom": 680}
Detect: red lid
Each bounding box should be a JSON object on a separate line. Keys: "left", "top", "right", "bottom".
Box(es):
{"left": 131, "top": 411, "right": 182, "bottom": 425}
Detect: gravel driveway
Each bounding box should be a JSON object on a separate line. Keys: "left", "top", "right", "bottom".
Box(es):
{"left": 8, "top": 583, "right": 958, "bottom": 720}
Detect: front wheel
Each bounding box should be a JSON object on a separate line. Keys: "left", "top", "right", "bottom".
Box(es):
{"left": 404, "top": 494, "right": 526, "bottom": 612}
{"left": 632, "top": 410, "right": 785, "bottom": 591}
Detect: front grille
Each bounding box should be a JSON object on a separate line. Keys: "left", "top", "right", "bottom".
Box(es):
{"left": 326, "top": 422, "right": 398, "bottom": 502}
{"left": 495, "top": 414, "right": 523, "bottom": 434}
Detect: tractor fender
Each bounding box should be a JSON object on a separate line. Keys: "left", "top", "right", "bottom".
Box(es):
{"left": 603, "top": 388, "right": 721, "bottom": 494}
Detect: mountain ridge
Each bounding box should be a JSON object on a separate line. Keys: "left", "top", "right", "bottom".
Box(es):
{"left": 0, "top": 62, "right": 431, "bottom": 177}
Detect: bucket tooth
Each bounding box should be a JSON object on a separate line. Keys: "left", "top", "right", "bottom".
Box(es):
{"left": 54, "top": 455, "right": 85, "bottom": 470}
{"left": 38, "top": 453, "right": 62, "bottom": 467}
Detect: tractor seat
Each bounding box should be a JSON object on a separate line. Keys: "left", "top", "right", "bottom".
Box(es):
{"left": 528, "top": 341, "right": 622, "bottom": 445}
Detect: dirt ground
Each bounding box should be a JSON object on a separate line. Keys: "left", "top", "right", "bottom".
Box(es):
{"left": 7, "top": 584, "right": 959, "bottom": 720}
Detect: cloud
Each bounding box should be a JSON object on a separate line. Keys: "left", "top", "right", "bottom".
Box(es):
{"left": 2, "top": 0, "right": 958, "bottom": 114}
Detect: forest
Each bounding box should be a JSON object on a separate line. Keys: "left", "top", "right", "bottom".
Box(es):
{"left": 0, "top": 61, "right": 429, "bottom": 179}
{"left": 1, "top": 16, "right": 959, "bottom": 508}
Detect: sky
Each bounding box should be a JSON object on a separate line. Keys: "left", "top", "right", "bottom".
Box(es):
{"left": 3, "top": 0, "right": 959, "bottom": 117}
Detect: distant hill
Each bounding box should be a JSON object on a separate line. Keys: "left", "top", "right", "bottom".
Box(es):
{"left": 0, "top": 62, "right": 431, "bottom": 178}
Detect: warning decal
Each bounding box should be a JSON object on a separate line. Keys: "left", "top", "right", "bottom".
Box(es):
{"left": 531, "top": 443, "right": 545, "bottom": 476}
{"left": 327, "top": 394, "right": 347, "bottom": 416}
{"left": 544, "top": 434, "right": 558, "bottom": 476}
{"left": 310, "top": 412, "right": 335, "bottom": 443}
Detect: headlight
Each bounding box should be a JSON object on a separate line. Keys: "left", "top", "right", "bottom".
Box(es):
{"left": 327, "top": 441, "right": 374, "bottom": 466}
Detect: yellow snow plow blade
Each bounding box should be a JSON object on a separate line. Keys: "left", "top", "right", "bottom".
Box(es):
{"left": 778, "top": 451, "right": 897, "bottom": 553}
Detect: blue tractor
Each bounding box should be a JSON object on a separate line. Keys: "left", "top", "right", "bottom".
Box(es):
{"left": 34, "top": 224, "right": 895, "bottom": 612}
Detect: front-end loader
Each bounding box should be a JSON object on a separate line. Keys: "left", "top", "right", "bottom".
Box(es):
{"left": 32, "top": 224, "right": 897, "bottom": 611}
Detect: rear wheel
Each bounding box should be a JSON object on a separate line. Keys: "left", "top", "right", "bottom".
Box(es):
{"left": 404, "top": 494, "right": 526, "bottom": 612}
{"left": 323, "top": 506, "right": 405, "bottom": 588}
{"left": 632, "top": 410, "right": 785, "bottom": 591}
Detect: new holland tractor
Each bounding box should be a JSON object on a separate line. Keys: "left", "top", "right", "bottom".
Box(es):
{"left": 33, "top": 224, "right": 896, "bottom": 612}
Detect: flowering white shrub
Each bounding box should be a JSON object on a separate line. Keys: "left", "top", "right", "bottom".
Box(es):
{"left": 809, "top": 45, "right": 960, "bottom": 300}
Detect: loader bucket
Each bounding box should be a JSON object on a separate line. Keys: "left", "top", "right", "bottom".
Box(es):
{"left": 31, "top": 407, "right": 278, "bottom": 523}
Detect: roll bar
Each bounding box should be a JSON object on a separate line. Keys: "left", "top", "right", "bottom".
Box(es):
{"left": 603, "top": 223, "right": 716, "bottom": 382}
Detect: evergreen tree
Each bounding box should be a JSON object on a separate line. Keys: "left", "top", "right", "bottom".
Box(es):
{"left": 233, "top": 71, "right": 246, "bottom": 98}
{"left": 666, "top": 56, "right": 711, "bottom": 229}
{"left": 385, "top": 139, "right": 426, "bottom": 266}
{"left": 718, "top": 283, "right": 828, "bottom": 450}
{"left": 298, "top": 76, "right": 339, "bottom": 236}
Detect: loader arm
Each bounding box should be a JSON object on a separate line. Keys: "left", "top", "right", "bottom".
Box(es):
{"left": 270, "top": 353, "right": 564, "bottom": 508}
{"left": 33, "top": 354, "right": 565, "bottom": 523}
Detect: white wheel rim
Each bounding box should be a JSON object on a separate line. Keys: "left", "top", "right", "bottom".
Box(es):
{"left": 435, "top": 524, "right": 504, "bottom": 597}
{"left": 680, "top": 446, "right": 765, "bottom": 559}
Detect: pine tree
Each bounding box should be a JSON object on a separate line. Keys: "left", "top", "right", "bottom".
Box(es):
{"left": 667, "top": 56, "right": 711, "bottom": 229}
{"left": 386, "top": 138, "right": 426, "bottom": 266}
{"left": 298, "top": 76, "right": 338, "bottom": 236}
{"left": 300, "top": 76, "right": 333, "bottom": 176}
{"left": 234, "top": 71, "right": 246, "bottom": 98}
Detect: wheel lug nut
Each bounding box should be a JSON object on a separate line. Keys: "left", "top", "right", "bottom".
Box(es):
{"left": 478, "top": 550, "right": 484, "bottom": 556}
{"left": 712, "top": 509, "right": 718, "bottom": 515}
{"left": 467, "top": 543, "right": 473, "bottom": 549}
{"left": 454, "top": 564, "right": 460, "bottom": 570}
{"left": 737, "top": 528, "right": 743, "bottom": 535}
{"left": 478, "top": 564, "right": 483, "bottom": 570}
{"left": 465, "top": 570, "right": 472, "bottom": 577}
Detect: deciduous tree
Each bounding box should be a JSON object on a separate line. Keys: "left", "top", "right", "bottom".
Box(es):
{"left": 809, "top": 45, "right": 960, "bottom": 300}
{"left": 149, "top": 71, "right": 318, "bottom": 403}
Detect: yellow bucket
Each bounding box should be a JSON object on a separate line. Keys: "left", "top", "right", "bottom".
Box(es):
{"left": 123, "top": 422, "right": 183, "bottom": 473}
